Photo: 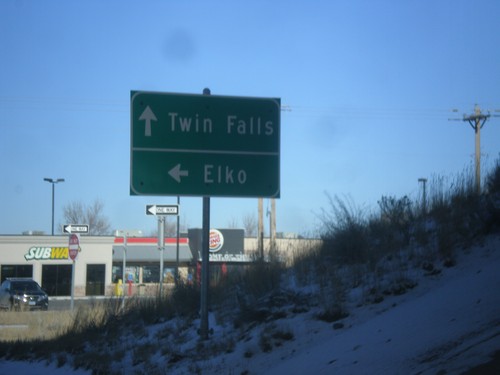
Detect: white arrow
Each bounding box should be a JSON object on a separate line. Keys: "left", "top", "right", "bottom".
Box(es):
{"left": 147, "top": 205, "right": 157, "bottom": 215}
{"left": 63, "top": 224, "right": 89, "bottom": 233}
{"left": 139, "top": 106, "right": 157, "bottom": 137}
{"left": 169, "top": 164, "right": 189, "bottom": 183}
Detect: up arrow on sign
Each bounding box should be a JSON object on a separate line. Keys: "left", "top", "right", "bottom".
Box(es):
{"left": 139, "top": 106, "right": 157, "bottom": 137}
{"left": 146, "top": 204, "right": 179, "bottom": 216}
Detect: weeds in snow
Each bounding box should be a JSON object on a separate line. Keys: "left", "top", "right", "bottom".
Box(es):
{"left": 0, "top": 161, "right": 499, "bottom": 374}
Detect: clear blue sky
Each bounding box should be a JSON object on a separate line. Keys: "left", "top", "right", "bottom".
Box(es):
{"left": 1, "top": 0, "right": 499, "bottom": 237}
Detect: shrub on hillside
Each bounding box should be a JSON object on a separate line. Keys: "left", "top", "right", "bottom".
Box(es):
{"left": 319, "top": 194, "right": 370, "bottom": 265}
{"left": 485, "top": 158, "right": 500, "bottom": 232}
{"left": 369, "top": 195, "right": 414, "bottom": 260}
{"left": 237, "top": 261, "right": 283, "bottom": 301}
{"left": 486, "top": 158, "right": 500, "bottom": 194}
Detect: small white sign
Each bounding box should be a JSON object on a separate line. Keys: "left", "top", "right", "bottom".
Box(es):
{"left": 146, "top": 204, "right": 179, "bottom": 216}
{"left": 63, "top": 224, "right": 89, "bottom": 234}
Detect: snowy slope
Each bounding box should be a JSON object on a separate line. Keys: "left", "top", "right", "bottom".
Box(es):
{"left": 0, "top": 235, "right": 499, "bottom": 374}
{"left": 261, "top": 239, "right": 500, "bottom": 375}
{"left": 192, "top": 235, "right": 500, "bottom": 375}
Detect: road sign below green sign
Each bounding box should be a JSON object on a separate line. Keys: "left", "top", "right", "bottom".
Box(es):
{"left": 130, "top": 91, "right": 280, "bottom": 198}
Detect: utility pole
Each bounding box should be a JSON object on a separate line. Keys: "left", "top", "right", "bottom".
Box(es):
{"left": 258, "top": 198, "right": 264, "bottom": 260}
{"left": 269, "top": 198, "right": 276, "bottom": 254}
{"left": 464, "top": 105, "right": 489, "bottom": 193}
{"left": 256, "top": 103, "right": 288, "bottom": 261}
{"left": 451, "top": 105, "right": 497, "bottom": 194}
{"left": 418, "top": 178, "right": 427, "bottom": 215}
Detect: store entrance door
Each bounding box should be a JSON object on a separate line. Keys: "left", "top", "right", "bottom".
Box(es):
{"left": 42, "top": 264, "right": 72, "bottom": 296}
{"left": 86, "top": 264, "right": 105, "bottom": 296}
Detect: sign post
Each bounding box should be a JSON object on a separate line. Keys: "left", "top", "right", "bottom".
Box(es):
{"left": 68, "top": 234, "right": 80, "bottom": 311}
{"left": 115, "top": 230, "right": 143, "bottom": 309}
{"left": 200, "top": 88, "right": 211, "bottom": 340}
{"left": 158, "top": 217, "right": 165, "bottom": 296}
{"left": 175, "top": 196, "right": 181, "bottom": 285}
{"left": 130, "top": 89, "right": 281, "bottom": 340}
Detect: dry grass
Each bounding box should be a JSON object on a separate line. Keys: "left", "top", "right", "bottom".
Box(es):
{"left": 0, "top": 310, "right": 74, "bottom": 342}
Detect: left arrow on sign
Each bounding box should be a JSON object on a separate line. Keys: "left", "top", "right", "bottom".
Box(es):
{"left": 147, "top": 205, "right": 157, "bottom": 215}
{"left": 139, "top": 106, "right": 157, "bottom": 137}
{"left": 64, "top": 225, "right": 73, "bottom": 233}
{"left": 168, "top": 164, "right": 189, "bottom": 183}
{"left": 63, "top": 224, "right": 89, "bottom": 234}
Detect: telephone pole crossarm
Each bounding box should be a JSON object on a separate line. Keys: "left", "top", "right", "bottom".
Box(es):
{"left": 462, "top": 105, "right": 490, "bottom": 130}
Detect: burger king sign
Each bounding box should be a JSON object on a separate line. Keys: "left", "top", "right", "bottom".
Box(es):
{"left": 209, "top": 229, "right": 224, "bottom": 253}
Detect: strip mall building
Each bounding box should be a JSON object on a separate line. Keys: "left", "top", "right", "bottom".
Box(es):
{"left": 0, "top": 230, "right": 320, "bottom": 297}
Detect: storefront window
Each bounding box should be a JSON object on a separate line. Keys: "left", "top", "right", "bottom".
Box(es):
{"left": 112, "top": 266, "right": 121, "bottom": 283}
{"left": 164, "top": 267, "right": 175, "bottom": 283}
{"left": 86, "top": 264, "right": 105, "bottom": 296}
{"left": 112, "top": 265, "right": 139, "bottom": 283}
{"left": 142, "top": 265, "right": 159, "bottom": 283}
{"left": 125, "top": 267, "right": 138, "bottom": 283}
{"left": 1, "top": 265, "right": 33, "bottom": 283}
{"left": 42, "top": 264, "right": 71, "bottom": 296}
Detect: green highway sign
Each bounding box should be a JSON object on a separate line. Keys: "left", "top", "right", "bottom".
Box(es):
{"left": 130, "top": 91, "right": 280, "bottom": 198}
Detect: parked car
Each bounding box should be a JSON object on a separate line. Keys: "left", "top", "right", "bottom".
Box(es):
{"left": 0, "top": 278, "right": 49, "bottom": 311}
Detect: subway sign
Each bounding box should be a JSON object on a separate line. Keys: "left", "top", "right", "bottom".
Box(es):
{"left": 24, "top": 247, "right": 69, "bottom": 260}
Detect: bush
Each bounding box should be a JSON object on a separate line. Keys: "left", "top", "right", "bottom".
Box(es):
{"left": 258, "top": 324, "right": 294, "bottom": 353}
{"left": 484, "top": 159, "right": 500, "bottom": 233}
{"left": 369, "top": 195, "right": 414, "bottom": 262}
{"left": 319, "top": 194, "right": 370, "bottom": 265}
{"left": 316, "top": 304, "right": 348, "bottom": 323}
{"left": 236, "top": 261, "right": 283, "bottom": 302}
{"left": 486, "top": 158, "right": 500, "bottom": 194}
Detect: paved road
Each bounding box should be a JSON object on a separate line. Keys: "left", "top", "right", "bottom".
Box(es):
{"left": 48, "top": 296, "right": 120, "bottom": 311}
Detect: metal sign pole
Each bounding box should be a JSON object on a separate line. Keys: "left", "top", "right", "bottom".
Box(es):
{"left": 199, "top": 88, "right": 211, "bottom": 340}
{"left": 175, "top": 196, "right": 180, "bottom": 285}
{"left": 122, "top": 235, "right": 127, "bottom": 309}
{"left": 70, "top": 260, "right": 75, "bottom": 310}
{"left": 200, "top": 196, "right": 210, "bottom": 340}
{"left": 115, "top": 229, "right": 142, "bottom": 309}
{"left": 158, "top": 216, "right": 165, "bottom": 296}
{"left": 68, "top": 233, "right": 80, "bottom": 311}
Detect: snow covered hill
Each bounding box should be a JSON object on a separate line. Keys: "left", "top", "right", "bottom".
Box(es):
{"left": 183, "top": 234, "right": 500, "bottom": 375}
{"left": 251, "top": 236, "right": 500, "bottom": 375}
{"left": 1, "top": 235, "right": 499, "bottom": 375}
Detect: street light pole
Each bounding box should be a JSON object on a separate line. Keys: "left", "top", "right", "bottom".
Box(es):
{"left": 418, "top": 178, "right": 428, "bottom": 215}
{"left": 43, "top": 178, "right": 65, "bottom": 235}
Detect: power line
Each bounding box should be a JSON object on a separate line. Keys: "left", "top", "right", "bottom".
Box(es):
{"left": 0, "top": 95, "right": 475, "bottom": 120}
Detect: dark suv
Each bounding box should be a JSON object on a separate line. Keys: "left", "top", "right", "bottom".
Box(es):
{"left": 0, "top": 278, "right": 49, "bottom": 311}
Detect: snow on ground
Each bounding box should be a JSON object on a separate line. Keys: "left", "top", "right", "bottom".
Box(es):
{"left": 191, "top": 235, "right": 500, "bottom": 375}
{"left": 261, "top": 240, "right": 500, "bottom": 375}
{"left": 0, "top": 235, "right": 499, "bottom": 374}
{"left": 0, "top": 361, "right": 89, "bottom": 375}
